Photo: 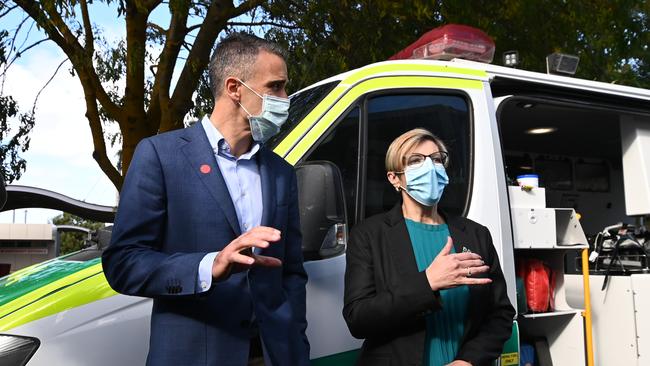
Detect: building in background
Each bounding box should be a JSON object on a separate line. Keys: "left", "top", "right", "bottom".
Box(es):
{"left": 0, "top": 223, "right": 92, "bottom": 276}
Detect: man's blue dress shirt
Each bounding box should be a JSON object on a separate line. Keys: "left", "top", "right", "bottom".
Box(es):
{"left": 196, "top": 116, "right": 263, "bottom": 291}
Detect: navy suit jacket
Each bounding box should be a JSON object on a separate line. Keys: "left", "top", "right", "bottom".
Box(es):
{"left": 102, "top": 122, "right": 310, "bottom": 366}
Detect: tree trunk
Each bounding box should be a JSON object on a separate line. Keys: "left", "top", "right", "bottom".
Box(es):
{"left": 120, "top": 121, "right": 152, "bottom": 177}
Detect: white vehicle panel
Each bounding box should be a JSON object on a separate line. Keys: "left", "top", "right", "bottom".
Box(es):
{"left": 10, "top": 295, "right": 151, "bottom": 366}
{"left": 304, "top": 253, "right": 361, "bottom": 359}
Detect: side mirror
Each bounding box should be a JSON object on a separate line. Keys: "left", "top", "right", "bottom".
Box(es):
{"left": 296, "top": 161, "right": 347, "bottom": 261}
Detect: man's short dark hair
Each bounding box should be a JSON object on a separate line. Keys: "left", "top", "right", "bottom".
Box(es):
{"left": 208, "top": 32, "right": 287, "bottom": 99}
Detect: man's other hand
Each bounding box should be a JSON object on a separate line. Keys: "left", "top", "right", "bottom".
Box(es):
{"left": 212, "top": 226, "right": 283, "bottom": 281}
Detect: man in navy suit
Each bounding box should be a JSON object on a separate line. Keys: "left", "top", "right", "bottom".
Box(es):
{"left": 102, "top": 33, "right": 310, "bottom": 366}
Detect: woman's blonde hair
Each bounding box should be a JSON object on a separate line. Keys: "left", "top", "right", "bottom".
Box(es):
{"left": 385, "top": 128, "right": 449, "bottom": 172}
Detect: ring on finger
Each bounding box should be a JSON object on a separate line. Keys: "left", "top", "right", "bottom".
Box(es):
{"left": 467, "top": 267, "right": 472, "bottom": 277}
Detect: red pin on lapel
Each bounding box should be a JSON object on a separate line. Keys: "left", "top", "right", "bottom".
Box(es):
{"left": 200, "top": 164, "right": 211, "bottom": 174}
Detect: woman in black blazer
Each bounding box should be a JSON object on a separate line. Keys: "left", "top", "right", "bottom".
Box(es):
{"left": 343, "top": 128, "right": 515, "bottom": 366}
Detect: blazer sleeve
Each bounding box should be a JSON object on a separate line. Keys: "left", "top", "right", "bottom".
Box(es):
{"left": 101, "top": 139, "right": 207, "bottom": 298}
{"left": 456, "top": 225, "right": 516, "bottom": 366}
{"left": 281, "top": 169, "right": 310, "bottom": 360}
{"left": 343, "top": 223, "right": 441, "bottom": 339}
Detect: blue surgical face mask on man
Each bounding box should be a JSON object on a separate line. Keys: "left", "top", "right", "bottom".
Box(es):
{"left": 237, "top": 79, "right": 290, "bottom": 143}
{"left": 402, "top": 157, "right": 449, "bottom": 206}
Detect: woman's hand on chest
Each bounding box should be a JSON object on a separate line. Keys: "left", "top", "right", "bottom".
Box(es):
{"left": 425, "top": 236, "right": 492, "bottom": 291}
{"left": 446, "top": 360, "right": 472, "bottom": 366}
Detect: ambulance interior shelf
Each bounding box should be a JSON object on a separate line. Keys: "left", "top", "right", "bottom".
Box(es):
{"left": 509, "top": 185, "right": 589, "bottom": 366}
{"left": 509, "top": 186, "right": 589, "bottom": 250}
{"left": 509, "top": 185, "right": 588, "bottom": 316}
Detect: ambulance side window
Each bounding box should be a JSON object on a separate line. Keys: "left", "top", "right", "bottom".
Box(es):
{"left": 364, "top": 93, "right": 471, "bottom": 218}
{"left": 306, "top": 107, "right": 360, "bottom": 224}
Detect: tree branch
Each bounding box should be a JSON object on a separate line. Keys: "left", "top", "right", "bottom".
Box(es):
{"left": 186, "top": 23, "right": 201, "bottom": 33}
{"left": 79, "top": 0, "right": 94, "bottom": 55}
{"left": 41, "top": 2, "right": 84, "bottom": 52}
{"left": 82, "top": 81, "right": 123, "bottom": 189}
{"left": 2, "top": 37, "right": 50, "bottom": 76}
{"left": 142, "top": 0, "right": 163, "bottom": 12}
{"left": 148, "top": 0, "right": 190, "bottom": 132}
{"left": 0, "top": 4, "right": 18, "bottom": 18}
{"left": 31, "top": 57, "right": 68, "bottom": 113}
{"left": 227, "top": 21, "right": 301, "bottom": 30}
{"left": 13, "top": 1, "right": 122, "bottom": 121}
{"left": 123, "top": 0, "right": 151, "bottom": 130}
{"left": 15, "top": 17, "right": 36, "bottom": 52}
{"left": 147, "top": 21, "right": 167, "bottom": 34}
{"left": 8, "top": 15, "right": 30, "bottom": 57}
{"left": 234, "top": 0, "right": 266, "bottom": 15}
{"left": 181, "top": 40, "right": 192, "bottom": 52}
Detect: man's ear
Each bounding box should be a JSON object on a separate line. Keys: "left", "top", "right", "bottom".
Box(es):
{"left": 224, "top": 77, "right": 241, "bottom": 102}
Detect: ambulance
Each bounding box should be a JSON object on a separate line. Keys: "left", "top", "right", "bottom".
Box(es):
{"left": 1, "top": 25, "right": 649, "bottom": 366}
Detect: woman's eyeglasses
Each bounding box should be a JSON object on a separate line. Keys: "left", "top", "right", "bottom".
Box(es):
{"left": 405, "top": 151, "right": 449, "bottom": 169}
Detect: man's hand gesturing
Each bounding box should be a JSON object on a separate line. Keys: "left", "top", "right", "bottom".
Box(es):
{"left": 212, "top": 226, "right": 283, "bottom": 281}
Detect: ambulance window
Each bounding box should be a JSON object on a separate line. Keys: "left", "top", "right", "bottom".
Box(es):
{"left": 364, "top": 93, "right": 470, "bottom": 218}
{"left": 306, "top": 107, "right": 360, "bottom": 222}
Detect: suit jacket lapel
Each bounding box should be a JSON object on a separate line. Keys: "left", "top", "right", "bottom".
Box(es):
{"left": 180, "top": 123, "right": 241, "bottom": 236}
{"left": 258, "top": 147, "right": 276, "bottom": 227}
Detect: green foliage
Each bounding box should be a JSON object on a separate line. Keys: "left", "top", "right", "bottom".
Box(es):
{"left": 0, "top": 29, "right": 35, "bottom": 183}
{"left": 265, "top": 0, "right": 444, "bottom": 93}
{"left": 52, "top": 212, "right": 104, "bottom": 254}
{"left": 190, "top": 70, "right": 213, "bottom": 120}
{"left": 264, "top": 0, "right": 650, "bottom": 93}
{"left": 439, "top": 0, "right": 650, "bottom": 87}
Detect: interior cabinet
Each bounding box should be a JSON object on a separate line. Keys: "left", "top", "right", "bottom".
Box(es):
{"left": 509, "top": 186, "right": 590, "bottom": 366}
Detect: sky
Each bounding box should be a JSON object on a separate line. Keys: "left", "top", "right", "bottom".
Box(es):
{"left": 0, "top": 3, "right": 153, "bottom": 224}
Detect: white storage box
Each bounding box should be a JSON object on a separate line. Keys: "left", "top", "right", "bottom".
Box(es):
{"left": 511, "top": 207, "right": 556, "bottom": 248}
{"left": 511, "top": 207, "right": 588, "bottom": 249}
{"left": 509, "top": 186, "right": 546, "bottom": 208}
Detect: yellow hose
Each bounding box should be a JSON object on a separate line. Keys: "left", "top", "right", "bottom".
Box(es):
{"left": 582, "top": 249, "right": 595, "bottom": 366}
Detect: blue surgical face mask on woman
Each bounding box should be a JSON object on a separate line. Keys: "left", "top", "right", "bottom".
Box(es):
{"left": 237, "top": 79, "right": 290, "bottom": 143}
{"left": 402, "top": 157, "right": 449, "bottom": 206}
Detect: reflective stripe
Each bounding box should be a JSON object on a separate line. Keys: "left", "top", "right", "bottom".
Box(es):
{"left": 0, "top": 270, "right": 116, "bottom": 331}
{"left": 285, "top": 76, "right": 483, "bottom": 164}
{"left": 340, "top": 62, "right": 487, "bottom": 85}
{"left": 0, "top": 258, "right": 102, "bottom": 308}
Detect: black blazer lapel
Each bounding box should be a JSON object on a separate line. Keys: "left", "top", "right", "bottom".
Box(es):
{"left": 445, "top": 214, "right": 483, "bottom": 345}
{"left": 258, "top": 147, "right": 276, "bottom": 228}
{"left": 444, "top": 214, "right": 470, "bottom": 262}
{"left": 385, "top": 204, "right": 422, "bottom": 276}
{"left": 180, "top": 123, "right": 241, "bottom": 236}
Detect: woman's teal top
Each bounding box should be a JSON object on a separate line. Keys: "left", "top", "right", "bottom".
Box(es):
{"left": 405, "top": 219, "right": 469, "bottom": 366}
